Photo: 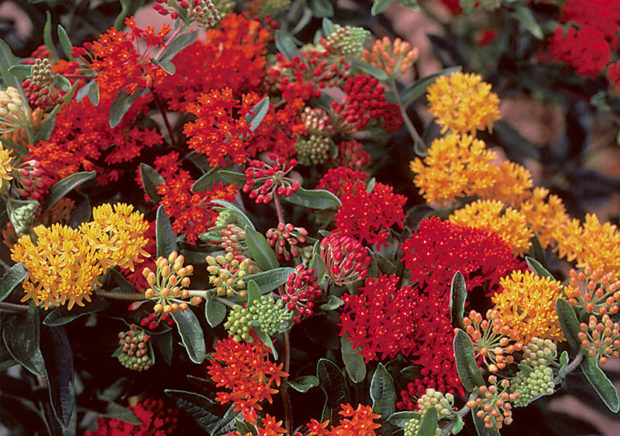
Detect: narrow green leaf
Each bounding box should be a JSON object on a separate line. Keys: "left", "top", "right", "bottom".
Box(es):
{"left": 164, "top": 389, "right": 221, "bottom": 431}
{"left": 152, "top": 59, "right": 175, "bottom": 74}
{"left": 341, "top": 334, "right": 366, "bottom": 383}
{"left": 321, "top": 295, "right": 344, "bottom": 311}
{"left": 245, "top": 227, "right": 279, "bottom": 270}
{"left": 371, "top": 0, "right": 393, "bottom": 15}
{"left": 41, "top": 326, "right": 75, "bottom": 427}
{"left": 370, "top": 363, "right": 396, "bottom": 417}
{"left": 44, "top": 171, "right": 96, "bottom": 213}
{"left": 246, "top": 280, "right": 261, "bottom": 307}
{"left": 310, "top": 0, "right": 334, "bottom": 17}
{"left": 288, "top": 375, "right": 320, "bottom": 393}
{"left": 153, "top": 331, "right": 173, "bottom": 365}
{"left": 244, "top": 268, "right": 294, "bottom": 294}
{"left": 558, "top": 350, "right": 569, "bottom": 378}
{"left": 104, "top": 402, "right": 142, "bottom": 425}
{"left": 525, "top": 256, "right": 554, "bottom": 279}
{"left": 399, "top": 66, "right": 462, "bottom": 107}
{"left": 245, "top": 97, "right": 270, "bottom": 132}
{"left": 275, "top": 30, "right": 301, "bottom": 60}
{"left": 43, "top": 298, "right": 108, "bottom": 326}
{"left": 322, "top": 18, "right": 335, "bottom": 37}
{"left": 57, "top": 25, "right": 75, "bottom": 60}
{"left": 217, "top": 170, "right": 246, "bottom": 188}
{"left": 310, "top": 241, "right": 326, "bottom": 281}
{"left": 316, "top": 358, "right": 350, "bottom": 409}
{"left": 156, "top": 205, "right": 177, "bottom": 257}
{"left": 109, "top": 89, "right": 139, "bottom": 128}
{"left": 139, "top": 163, "right": 165, "bottom": 203}
{"left": 418, "top": 407, "right": 438, "bottom": 436}
{"left": 580, "top": 355, "right": 620, "bottom": 413}
{"left": 449, "top": 271, "right": 467, "bottom": 328}
{"left": 453, "top": 329, "right": 484, "bottom": 391}
{"left": 87, "top": 80, "right": 100, "bottom": 106}
{"left": 171, "top": 309, "right": 206, "bottom": 364}
{"left": 0, "top": 263, "right": 28, "bottom": 302}
{"left": 251, "top": 324, "right": 278, "bottom": 359}
{"left": 386, "top": 411, "right": 420, "bottom": 428}
{"left": 158, "top": 32, "right": 198, "bottom": 64}
{"left": 205, "top": 297, "right": 227, "bottom": 327}
{"left": 43, "top": 11, "right": 59, "bottom": 61}
{"left": 512, "top": 6, "right": 543, "bottom": 39}
{"left": 555, "top": 298, "right": 580, "bottom": 350}
{"left": 236, "top": 419, "right": 257, "bottom": 435}
{"left": 191, "top": 169, "right": 220, "bottom": 193}
{"left": 350, "top": 59, "right": 388, "bottom": 81}
{"left": 282, "top": 187, "right": 341, "bottom": 210}
{"left": 2, "top": 304, "right": 45, "bottom": 377}
{"left": 211, "top": 199, "right": 255, "bottom": 230}
{"left": 0, "top": 40, "right": 22, "bottom": 91}
{"left": 8, "top": 65, "right": 32, "bottom": 81}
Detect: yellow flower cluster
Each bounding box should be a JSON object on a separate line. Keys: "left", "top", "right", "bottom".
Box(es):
{"left": 449, "top": 200, "right": 532, "bottom": 256}
{"left": 426, "top": 72, "right": 500, "bottom": 134}
{"left": 11, "top": 203, "right": 150, "bottom": 309}
{"left": 491, "top": 271, "right": 565, "bottom": 344}
{"left": 0, "top": 141, "right": 13, "bottom": 193}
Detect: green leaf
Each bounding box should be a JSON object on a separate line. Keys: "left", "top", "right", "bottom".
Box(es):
{"left": 453, "top": 329, "right": 484, "bottom": 392}
{"left": 288, "top": 375, "right": 320, "bottom": 393}
{"left": 217, "top": 170, "right": 246, "bottom": 188}
{"left": 171, "top": 309, "right": 206, "bottom": 364}
{"left": 310, "top": 0, "right": 334, "bottom": 17}
{"left": 8, "top": 65, "right": 32, "bottom": 81}
{"left": 43, "top": 11, "right": 59, "bottom": 61}
{"left": 283, "top": 187, "right": 341, "bottom": 210}
{"left": 558, "top": 350, "right": 569, "bottom": 378}
{"left": 2, "top": 304, "right": 45, "bottom": 377}
{"left": 580, "top": 355, "right": 620, "bottom": 413}
{"left": 152, "top": 58, "right": 175, "bottom": 75}
{"left": 205, "top": 296, "right": 227, "bottom": 327}
{"left": 0, "top": 40, "right": 22, "bottom": 90}
{"left": 517, "top": 364, "right": 534, "bottom": 376}
{"left": 251, "top": 323, "right": 278, "bottom": 359}
{"left": 236, "top": 419, "right": 257, "bottom": 435}
{"left": 245, "top": 227, "right": 279, "bottom": 270}
{"left": 158, "top": 31, "right": 198, "bottom": 64}
{"left": 371, "top": 0, "right": 393, "bottom": 15}
{"left": 139, "top": 163, "right": 165, "bottom": 203}
{"left": 44, "top": 171, "right": 96, "bottom": 213}
{"left": 472, "top": 409, "right": 501, "bottom": 436}
{"left": 57, "top": 25, "right": 75, "bottom": 60}
{"left": 449, "top": 271, "right": 467, "bottom": 329}
{"left": 418, "top": 407, "right": 438, "bottom": 436}
{"left": 246, "top": 280, "right": 261, "bottom": 307}
{"left": 322, "top": 18, "right": 335, "bottom": 37}
{"left": 275, "top": 30, "right": 301, "bottom": 60}
{"left": 525, "top": 256, "right": 554, "bottom": 280}
{"left": 350, "top": 59, "right": 388, "bottom": 81}
{"left": 153, "top": 331, "right": 173, "bottom": 365}
{"left": 387, "top": 411, "right": 420, "bottom": 428}
{"left": 164, "top": 389, "right": 221, "bottom": 432}
{"left": 41, "top": 326, "right": 75, "bottom": 427}
{"left": 555, "top": 298, "right": 581, "bottom": 350}
{"left": 109, "top": 89, "right": 139, "bottom": 128}
{"left": 370, "top": 363, "right": 396, "bottom": 417}
{"left": 104, "top": 402, "right": 142, "bottom": 425}
{"left": 211, "top": 199, "right": 255, "bottom": 230}
{"left": 512, "top": 6, "right": 543, "bottom": 39}
{"left": 245, "top": 97, "right": 270, "bottom": 132}
{"left": 399, "top": 66, "right": 462, "bottom": 107}
{"left": 310, "top": 240, "right": 326, "bottom": 280}
{"left": 451, "top": 414, "right": 465, "bottom": 434}
{"left": 316, "top": 358, "right": 350, "bottom": 409}
{"left": 0, "top": 263, "right": 28, "bottom": 302}
{"left": 43, "top": 298, "right": 108, "bottom": 326}
{"left": 156, "top": 205, "right": 177, "bottom": 257}
{"left": 340, "top": 334, "right": 366, "bottom": 383}
{"left": 321, "top": 295, "right": 344, "bottom": 310}
{"left": 75, "top": 80, "right": 99, "bottom": 106}
{"left": 244, "top": 268, "right": 294, "bottom": 294}
{"left": 191, "top": 168, "right": 220, "bottom": 193}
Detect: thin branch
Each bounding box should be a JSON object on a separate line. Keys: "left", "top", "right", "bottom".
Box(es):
{"left": 96, "top": 291, "right": 146, "bottom": 301}
{"left": 0, "top": 302, "right": 29, "bottom": 312}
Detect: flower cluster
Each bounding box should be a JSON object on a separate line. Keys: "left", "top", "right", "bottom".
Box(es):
{"left": 86, "top": 398, "right": 177, "bottom": 435}
{"left": 243, "top": 154, "right": 300, "bottom": 204}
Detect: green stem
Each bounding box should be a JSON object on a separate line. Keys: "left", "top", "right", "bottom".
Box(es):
{"left": 280, "top": 331, "right": 293, "bottom": 434}
{"left": 96, "top": 291, "right": 146, "bottom": 301}
{"left": 388, "top": 79, "right": 426, "bottom": 150}
{"left": 0, "top": 301, "right": 29, "bottom": 312}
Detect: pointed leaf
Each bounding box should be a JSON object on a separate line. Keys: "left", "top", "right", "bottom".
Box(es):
{"left": 454, "top": 329, "right": 484, "bottom": 391}
{"left": 191, "top": 169, "right": 220, "bottom": 193}
{"left": 371, "top": 0, "right": 393, "bottom": 15}
{"left": 57, "top": 25, "right": 75, "bottom": 60}
{"left": 246, "top": 280, "right": 261, "bottom": 307}
{"left": 109, "top": 89, "right": 139, "bottom": 128}
{"left": 512, "top": 6, "right": 543, "bottom": 39}
{"left": 580, "top": 355, "right": 620, "bottom": 413}
{"left": 418, "top": 407, "right": 438, "bottom": 436}
{"left": 449, "top": 271, "right": 467, "bottom": 328}
{"left": 341, "top": 334, "right": 366, "bottom": 383}
{"left": 158, "top": 32, "right": 198, "bottom": 64}
{"left": 0, "top": 40, "right": 22, "bottom": 90}
{"left": 2, "top": 304, "right": 45, "bottom": 377}
{"left": 321, "top": 295, "right": 344, "bottom": 310}
{"left": 205, "top": 297, "right": 227, "bottom": 327}
{"left": 41, "top": 326, "right": 74, "bottom": 427}
{"left": 245, "top": 97, "right": 270, "bottom": 132}
{"left": 556, "top": 298, "right": 580, "bottom": 350}
{"left": 370, "top": 363, "right": 396, "bottom": 417}
{"left": 164, "top": 389, "right": 221, "bottom": 431}
{"left": 288, "top": 375, "right": 320, "bottom": 393}
{"left": 525, "top": 256, "right": 554, "bottom": 279}
{"left": 104, "top": 402, "right": 141, "bottom": 425}
{"left": 44, "top": 171, "right": 96, "bottom": 213}
{"left": 43, "top": 298, "right": 108, "bottom": 326}
{"left": 0, "top": 263, "right": 28, "bottom": 302}
{"left": 275, "top": 30, "right": 301, "bottom": 60}
{"left": 350, "top": 59, "right": 388, "bottom": 81}
{"left": 251, "top": 324, "right": 278, "bottom": 359}
{"left": 140, "top": 163, "right": 165, "bottom": 203}
{"left": 387, "top": 411, "right": 420, "bottom": 428}
{"left": 171, "top": 309, "right": 206, "bottom": 363}
{"left": 217, "top": 170, "right": 246, "bottom": 188}
{"left": 244, "top": 268, "right": 293, "bottom": 294}
{"left": 310, "top": 0, "right": 334, "bottom": 17}
{"left": 316, "top": 358, "right": 350, "bottom": 409}
{"left": 558, "top": 350, "right": 569, "bottom": 378}
{"left": 245, "top": 227, "right": 279, "bottom": 270}
{"left": 43, "top": 11, "right": 58, "bottom": 61}
{"left": 156, "top": 205, "right": 177, "bottom": 257}
{"left": 282, "top": 187, "right": 341, "bottom": 210}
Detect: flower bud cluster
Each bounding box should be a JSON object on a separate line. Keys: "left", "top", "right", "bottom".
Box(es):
{"left": 22, "top": 58, "right": 62, "bottom": 109}
{"left": 566, "top": 267, "right": 620, "bottom": 316}
{"left": 116, "top": 326, "right": 153, "bottom": 371}
{"left": 243, "top": 153, "right": 300, "bottom": 204}
{"left": 417, "top": 388, "right": 455, "bottom": 418}
{"left": 520, "top": 337, "right": 557, "bottom": 367}
{"left": 320, "top": 234, "right": 370, "bottom": 285}
{"left": 466, "top": 376, "right": 518, "bottom": 430}
{"left": 462, "top": 309, "right": 521, "bottom": 373}
{"left": 0, "top": 87, "right": 29, "bottom": 134}
{"left": 152, "top": 0, "right": 221, "bottom": 27}
{"left": 206, "top": 252, "right": 257, "bottom": 298}
{"left": 511, "top": 366, "right": 554, "bottom": 407}
{"left": 282, "top": 265, "right": 323, "bottom": 323}
{"left": 10, "top": 202, "right": 39, "bottom": 235}
{"left": 337, "top": 139, "right": 371, "bottom": 170}
{"left": 579, "top": 313, "right": 620, "bottom": 365}
{"left": 321, "top": 25, "right": 370, "bottom": 59}
{"left": 224, "top": 295, "right": 292, "bottom": 342}
{"left": 143, "top": 251, "right": 196, "bottom": 316}
{"left": 362, "top": 36, "right": 419, "bottom": 78}
{"left": 266, "top": 222, "right": 309, "bottom": 262}
{"left": 403, "top": 416, "right": 441, "bottom": 436}
{"left": 301, "top": 107, "right": 333, "bottom": 135}
{"left": 13, "top": 159, "right": 53, "bottom": 201}
{"left": 216, "top": 223, "right": 247, "bottom": 259}
{"left": 295, "top": 134, "right": 333, "bottom": 166}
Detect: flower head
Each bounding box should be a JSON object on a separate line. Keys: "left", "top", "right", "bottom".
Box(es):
{"left": 306, "top": 403, "right": 382, "bottom": 436}
{"left": 362, "top": 36, "right": 418, "bottom": 78}
{"left": 0, "top": 141, "right": 14, "bottom": 192}
{"left": 426, "top": 72, "right": 500, "bottom": 134}
{"left": 86, "top": 398, "right": 177, "bottom": 435}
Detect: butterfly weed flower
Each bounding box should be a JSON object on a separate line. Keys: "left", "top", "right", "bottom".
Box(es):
{"left": 116, "top": 325, "right": 153, "bottom": 372}
{"left": 320, "top": 234, "right": 371, "bottom": 286}
{"left": 86, "top": 398, "right": 177, "bottom": 435}
{"left": 316, "top": 166, "right": 367, "bottom": 197}
{"left": 0, "top": 87, "right": 30, "bottom": 135}
{"left": 0, "top": 142, "right": 14, "bottom": 193}
{"left": 305, "top": 403, "right": 382, "bottom": 436}
{"left": 362, "top": 36, "right": 419, "bottom": 79}
{"left": 206, "top": 252, "right": 257, "bottom": 298}
{"left": 243, "top": 153, "right": 300, "bottom": 204}
{"left": 282, "top": 265, "right": 323, "bottom": 324}
{"left": 266, "top": 223, "right": 309, "bottom": 262}
{"left": 466, "top": 376, "right": 519, "bottom": 430}
{"left": 320, "top": 25, "right": 371, "bottom": 59}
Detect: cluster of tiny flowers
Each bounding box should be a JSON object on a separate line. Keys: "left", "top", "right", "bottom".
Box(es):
{"left": 316, "top": 166, "right": 367, "bottom": 197}
{"left": 214, "top": 222, "right": 247, "bottom": 259}
{"left": 565, "top": 267, "right": 620, "bottom": 316}
{"left": 206, "top": 253, "right": 257, "bottom": 298}
{"left": 466, "top": 376, "right": 519, "bottom": 430}
{"left": 0, "top": 86, "right": 29, "bottom": 134}
{"left": 521, "top": 337, "right": 557, "bottom": 367}
{"left": 362, "top": 36, "right": 419, "bottom": 78}
{"left": 301, "top": 107, "right": 333, "bottom": 135}
{"left": 320, "top": 234, "right": 371, "bottom": 285}
{"left": 152, "top": 0, "right": 221, "bottom": 27}
{"left": 0, "top": 141, "right": 13, "bottom": 193}
{"left": 243, "top": 153, "right": 300, "bottom": 204}
{"left": 86, "top": 398, "right": 178, "bottom": 436}
{"left": 224, "top": 295, "right": 292, "bottom": 342}
{"left": 142, "top": 252, "right": 197, "bottom": 317}
{"left": 116, "top": 325, "right": 153, "bottom": 372}
{"left": 321, "top": 25, "right": 370, "bottom": 59}
{"left": 22, "top": 58, "right": 62, "bottom": 109}
{"left": 295, "top": 134, "right": 333, "bottom": 165}
{"left": 282, "top": 265, "right": 322, "bottom": 324}
{"left": 266, "top": 223, "right": 309, "bottom": 262}
{"left": 579, "top": 314, "right": 620, "bottom": 365}
{"left": 304, "top": 403, "right": 382, "bottom": 435}
{"left": 336, "top": 139, "right": 371, "bottom": 170}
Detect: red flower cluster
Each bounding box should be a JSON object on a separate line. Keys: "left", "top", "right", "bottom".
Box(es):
{"left": 243, "top": 154, "right": 300, "bottom": 204}
{"left": 336, "top": 139, "right": 371, "bottom": 170}
{"left": 316, "top": 166, "right": 367, "bottom": 197}
{"left": 283, "top": 264, "right": 323, "bottom": 324}
{"left": 320, "top": 234, "right": 371, "bottom": 285}
{"left": 154, "top": 152, "right": 238, "bottom": 244}
{"left": 333, "top": 180, "right": 406, "bottom": 249}
{"left": 86, "top": 398, "right": 177, "bottom": 436}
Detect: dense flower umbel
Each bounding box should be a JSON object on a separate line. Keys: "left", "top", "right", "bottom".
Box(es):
{"left": 491, "top": 271, "right": 566, "bottom": 344}
{"left": 225, "top": 294, "right": 292, "bottom": 341}
{"left": 11, "top": 224, "right": 102, "bottom": 309}
{"left": 316, "top": 166, "right": 367, "bottom": 197}
{"left": 0, "top": 141, "right": 14, "bottom": 192}
{"left": 243, "top": 153, "right": 300, "bottom": 204}
{"left": 206, "top": 253, "right": 257, "bottom": 298}
{"left": 86, "top": 398, "right": 177, "bottom": 435}
{"left": 304, "top": 403, "right": 382, "bottom": 436}
{"left": 426, "top": 71, "right": 500, "bottom": 134}
{"left": 283, "top": 265, "right": 323, "bottom": 324}
{"left": 320, "top": 25, "right": 370, "bottom": 59}
{"left": 266, "top": 223, "right": 309, "bottom": 262}
{"left": 142, "top": 252, "right": 197, "bottom": 316}
{"left": 153, "top": 0, "right": 221, "bottom": 28}
{"left": 362, "top": 36, "right": 419, "bottom": 78}
{"left": 466, "top": 376, "right": 519, "bottom": 430}
{"left": 22, "top": 58, "right": 63, "bottom": 109}
{"left": 511, "top": 365, "right": 555, "bottom": 407}
{"left": 207, "top": 336, "right": 288, "bottom": 423}
{"left": 320, "top": 234, "right": 371, "bottom": 286}
{"left": 333, "top": 180, "right": 406, "bottom": 249}
{"left": 116, "top": 325, "right": 153, "bottom": 371}
{"left": 0, "top": 86, "right": 29, "bottom": 134}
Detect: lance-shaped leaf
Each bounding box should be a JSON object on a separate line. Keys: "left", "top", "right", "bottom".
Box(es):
{"left": 282, "top": 187, "right": 341, "bottom": 210}
{"left": 370, "top": 363, "right": 396, "bottom": 417}
{"left": 109, "top": 89, "right": 139, "bottom": 128}
{"left": 76, "top": 80, "right": 100, "bottom": 106}
{"left": 245, "top": 97, "right": 269, "bottom": 132}
{"left": 41, "top": 326, "right": 75, "bottom": 427}
{"left": 580, "top": 355, "right": 620, "bottom": 413}
{"left": 321, "top": 295, "right": 344, "bottom": 310}
{"left": 171, "top": 309, "right": 206, "bottom": 364}
{"left": 317, "top": 358, "right": 350, "bottom": 409}
{"left": 245, "top": 227, "right": 279, "bottom": 270}
{"left": 525, "top": 256, "right": 554, "bottom": 279}
{"left": 449, "top": 271, "right": 467, "bottom": 328}
{"left": 418, "top": 407, "right": 438, "bottom": 436}
{"left": 165, "top": 389, "right": 221, "bottom": 431}
{"left": 555, "top": 298, "right": 580, "bottom": 350}
{"left": 158, "top": 31, "right": 198, "bottom": 65}
{"left": 250, "top": 323, "right": 278, "bottom": 359}
{"left": 371, "top": 0, "right": 392, "bottom": 15}
{"left": 3, "top": 304, "right": 45, "bottom": 377}
{"left": 350, "top": 59, "right": 388, "bottom": 81}
{"left": 140, "top": 163, "right": 165, "bottom": 203}
{"left": 156, "top": 205, "right": 177, "bottom": 257}
{"left": 0, "top": 263, "right": 28, "bottom": 302}
{"left": 243, "top": 268, "right": 294, "bottom": 294}
{"left": 275, "top": 30, "right": 301, "bottom": 60}
{"left": 288, "top": 375, "right": 320, "bottom": 393}
{"left": 205, "top": 296, "right": 227, "bottom": 328}
{"left": 44, "top": 171, "right": 96, "bottom": 213}
{"left": 453, "top": 329, "right": 484, "bottom": 391}
{"left": 191, "top": 169, "right": 220, "bottom": 193}
{"left": 57, "top": 25, "right": 75, "bottom": 60}
{"left": 387, "top": 411, "right": 420, "bottom": 428}
{"left": 340, "top": 334, "right": 366, "bottom": 383}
